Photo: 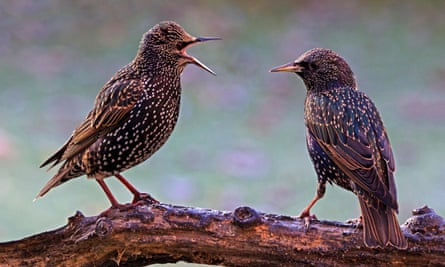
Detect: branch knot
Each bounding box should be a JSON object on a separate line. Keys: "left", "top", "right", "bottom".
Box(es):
{"left": 403, "top": 205, "right": 445, "bottom": 238}
{"left": 233, "top": 206, "right": 262, "bottom": 228}
{"left": 95, "top": 217, "right": 113, "bottom": 237}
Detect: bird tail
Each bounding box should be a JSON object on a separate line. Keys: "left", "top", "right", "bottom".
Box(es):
{"left": 35, "top": 167, "right": 71, "bottom": 201}
{"left": 40, "top": 142, "right": 69, "bottom": 170}
{"left": 35, "top": 156, "right": 86, "bottom": 201}
{"left": 358, "top": 197, "right": 408, "bottom": 249}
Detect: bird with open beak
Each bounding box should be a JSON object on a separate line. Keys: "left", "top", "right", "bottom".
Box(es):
{"left": 37, "top": 21, "right": 220, "bottom": 210}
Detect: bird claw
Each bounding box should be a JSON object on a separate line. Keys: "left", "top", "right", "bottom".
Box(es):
{"left": 99, "top": 203, "right": 133, "bottom": 217}
{"left": 346, "top": 216, "right": 363, "bottom": 228}
{"left": 132, "top": 193, "right": 160, "bottom": 205}
{"left": 99, "top": 193, "right": 160, "bottom": 218}
{"left": 299, "top": 212, "right": 318, "bottom": 230}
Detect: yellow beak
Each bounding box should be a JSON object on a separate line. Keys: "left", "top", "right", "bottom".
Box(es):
{"left": 269, "top": 61, "right": 303, "bottom": 73}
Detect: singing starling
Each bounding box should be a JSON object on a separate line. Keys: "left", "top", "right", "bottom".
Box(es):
{"left": 37, "top": 21, "right": 219, "bottom": 208}
{"left": 270, "top": 48, "right": 407, "bottom": 249}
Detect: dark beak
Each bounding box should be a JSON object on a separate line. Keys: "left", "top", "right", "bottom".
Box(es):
{"left": 195, "top": 36, "right": 222, "bottom": 43}
{"left": 182, "top": 36, "right": 221, "bottom": 75}
{"left": 269, "top": 61, "right": 303, "bottom": 73}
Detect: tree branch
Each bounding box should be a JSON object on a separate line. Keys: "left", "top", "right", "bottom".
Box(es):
{"left": 0, "top": 203, "right": 443, "bottom": 266}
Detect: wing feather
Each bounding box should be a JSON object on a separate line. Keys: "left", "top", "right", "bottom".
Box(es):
{"left": 41, "top": 75, "right": 143, "bottom": 168}
{"left": 305, "top": 88, "right": 397, "bottom": 209}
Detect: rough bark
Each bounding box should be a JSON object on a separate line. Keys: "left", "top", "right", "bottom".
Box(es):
{"left": 0, "top": 204, "right": 443, "bottom": 266}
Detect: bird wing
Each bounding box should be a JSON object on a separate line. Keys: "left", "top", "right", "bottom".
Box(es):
{"left": 305, "top": 88, "right": 397, "bottom": 209}
{"left": 41, "top": 76, "right": 143, "bottom": 168}
{"left": 65, "top": 78, "right": 143, "bottom": 158}
{"left": 91, "top": 79, "right": 143, "bottom": 129}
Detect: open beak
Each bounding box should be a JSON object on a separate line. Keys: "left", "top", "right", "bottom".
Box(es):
{"left": 181, "top": 36, "right": 221, "bottom": 75}
{"left": 269, "top": 61, "right": 303, "bottom": 73}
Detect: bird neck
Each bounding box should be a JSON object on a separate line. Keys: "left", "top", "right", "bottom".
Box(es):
{"left": 298, "top": 67, "right": 357, "bottom": 93}
{"left": 132, "top": 54, "right": 182, "bottom": 79}
{"left": 134, "top": 46, "right": 183, "bottom": 74}
{"left": 305, "top": 79, "right": 357, "bottom": 94}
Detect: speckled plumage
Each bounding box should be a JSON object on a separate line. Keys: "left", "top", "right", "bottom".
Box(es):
{"left": 38, "top": 21, "right": 219, "bottom": 207}
{"left": 271, "top": 48, "right": 407, "bottom": 249}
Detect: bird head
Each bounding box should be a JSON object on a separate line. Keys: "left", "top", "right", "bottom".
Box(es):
{"left": 139, "top": 21, "right": 220, "bottom": 75}
{"left": 270, "top": 48, "right": 356, "bottom": 92}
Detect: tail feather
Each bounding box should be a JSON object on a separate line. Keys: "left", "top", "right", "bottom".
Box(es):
{"left": 40, "top": 143, "right": 69, "bottom": 169}
{"left": 387, "top": 210, "right": 408, "bottom": 249}
{"left": 36, "top": 156, "right": 86, "bottom": 200}
{"left": 35, "top": 167, "right": 71, "bottom": 200}
{"left": 358, "top": 197, "right": 407, "bottom": 249}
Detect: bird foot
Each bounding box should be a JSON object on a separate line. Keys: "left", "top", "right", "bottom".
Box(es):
{"left": 346, "top": 216, "right": 363, "bottom": 228}
{"left": 299, "top": 211, "right": 318, "bottom": 230}
{"left": 132, "top": 193, "right": 160, "bottom": 205}
{"left": 99, "top": 193, "right": 159, "bottom": 217}
{"left": 99, "top": 203, "right": 135, "bottom": 217}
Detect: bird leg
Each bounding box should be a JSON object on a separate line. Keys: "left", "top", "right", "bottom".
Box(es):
{"left": 97, "top": 179, "right": 137, "bottom": 217}
{"left": 96, "top": 179, "right": 123, "bottom": 208}
{"left": 299, "top": 181, "right": 326, "bottom": 228}
{"left": 299, "top": 194, "right": 320, "bottom": 228}
{"left": 299, "top": 194, "right": 320, "bottom": 219}
{"left": 114, "top": 173, "right": 159, "bottom": 204}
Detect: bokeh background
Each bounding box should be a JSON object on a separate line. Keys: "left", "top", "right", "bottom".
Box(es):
{"left": 1, "top": 1, "right": 445, "bottom": 265}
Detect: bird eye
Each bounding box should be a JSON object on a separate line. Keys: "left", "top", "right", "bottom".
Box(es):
{"left": 309, "top": 62, "right": 319, "bottom": 71}
{"left": 176, "top": 41, "right": 192, "bottom": 50}
{"left": 298, "top": 61, "right": 308, "bottom": 69}
{"left": 299, "top": 61, "right": 318, "bottom": 72}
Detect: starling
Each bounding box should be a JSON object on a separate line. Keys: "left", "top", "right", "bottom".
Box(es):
{"left": 37, "top": 21, "right": 219, "bottom": 208}
{"left": 270, "top": 48, "right": 407, "bottom": 249}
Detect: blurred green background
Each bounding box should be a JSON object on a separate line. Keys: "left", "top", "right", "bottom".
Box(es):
{"left": 1, "top": 1, "right": 445, "bottom": 264}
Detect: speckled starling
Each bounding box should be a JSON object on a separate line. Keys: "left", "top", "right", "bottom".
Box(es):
{"left": 270, "top": 48, "right": 407, "bottom": 249}
{"left": 37, "top": 21, "right": 219, "bottom": 208}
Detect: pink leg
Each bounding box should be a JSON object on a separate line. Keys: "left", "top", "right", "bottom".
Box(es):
{"left": 114, "top": 173, "right": 159, "bottom": 204}
{"left": 299, "top": 194, "right": 321, "bottom": 219}
{"left": 299, "top": 194, "right": 320, "bottom": 229}
{"left": 114, "top": 173, "right": 140, "bottom": 196}
{"left": 96, "top": 179, "right": 121, "bottom": 208}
